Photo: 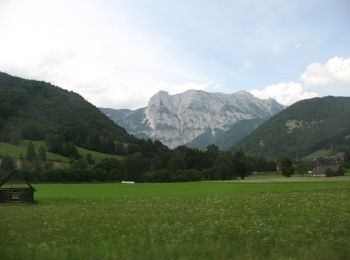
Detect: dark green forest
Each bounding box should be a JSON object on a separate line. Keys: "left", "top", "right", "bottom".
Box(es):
{"left": 0, "top": 72, "right": 135, "bottom": 154}
{"left": 233, "top": 96, "right": 350, "bottom": 159}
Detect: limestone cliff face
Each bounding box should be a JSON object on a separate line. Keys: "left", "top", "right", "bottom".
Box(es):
{"left": 101, "top": 90, "right": 284, "bottom": 149}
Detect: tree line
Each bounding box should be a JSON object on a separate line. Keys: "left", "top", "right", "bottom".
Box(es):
{"left": 0, "top": 140, "right": 279, "bottom": 182}
{"left": 1, "top": 135, "right": 348, "bottom": 183}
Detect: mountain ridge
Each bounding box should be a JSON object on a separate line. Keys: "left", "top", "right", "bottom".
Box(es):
{"left": 101, "top": 89, "right": 284, "bottom": 149}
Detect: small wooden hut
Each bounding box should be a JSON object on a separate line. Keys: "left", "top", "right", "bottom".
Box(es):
{"left": 0, "top": 171, "right": 36, "bottom": 203}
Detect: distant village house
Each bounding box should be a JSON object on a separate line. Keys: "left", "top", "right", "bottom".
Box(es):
{"left": 310, "top": 165, "right": 344, "bottom": 177}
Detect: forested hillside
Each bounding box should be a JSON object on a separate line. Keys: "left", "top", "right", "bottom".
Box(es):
{"left": 233, "top": 96, "right": 350, "bottom": 159}
{"left": 186, "top": 118, "right": 265, "bottom": 150}
{"left": 0, "top": 72, "right": 135, "bottom": 153}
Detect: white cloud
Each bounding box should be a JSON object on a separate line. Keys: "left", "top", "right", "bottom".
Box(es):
{"left": 0, "top": 0, "right": 214, "bottom": 109}
{"left": 301, "top": 56, "right": 350, "bottom": 87}
{"left": 294, "top": 43, "right": 303, "bottom": 49}
{"left": 244, "top": 62, "right": 252, "bottom": 69}
{"left": 251, "top": 82, "right": 319, "bottom": 106}
{"left": 90, "top": 81, "right": 219, "bottom": 109}
{"left": 0, "top": 0, "right": 348, "bottom": 109}
{"left": 251, "top": 56, "right": 350, "bottom": 105}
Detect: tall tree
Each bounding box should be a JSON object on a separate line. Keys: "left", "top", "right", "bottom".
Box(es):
{"left": 10, "top": 130, "right": 22, "bottom": 145}
{"left": 95, "top": 158, "right": 123, "bottom": 180}
{"left": 98, "top": 135, "right": 115, "bottom": 154}
{"left": 26, "top": 142, "right": 37, "bottom": 161}
{"left": 206, "top": 144, "right": 220, "bottom": 168}
{"left": 150, "top": 156, "right": 162, "bottom": 171}
{"left": 232, "top": 158, "right": 251, "bottom": 180}
{"left": 167, "top": 153, "right": 185, "bottom": 172}
{"left": 280, "top": 155, "right": 294, "bottom": 177}
{"left": 344, "top": 149, "right": 350, "bottom": 169}
{"left": 115, "top": 142, "right": 125, "bottom": 155}
{"left": 123, "top": 153, "right": 144, "bottom": 182}
{"left": 71, "top": 159, "right": 88, "bottom": 171}
{"left": 86, "top": 153, "right": 95, "bottom": 165}
{"left": 38, "top": 145, "right": 47, "bottom": 161}
{"left": 45, "top": 134, "right": 64, "bottom": 154}
{"left": 62, "top": 142, "right": 80, "bottom": 159}
{"left": 21, "top": 124, "right": 44, "bottom": 140}
{"left": 0, "top": 155, "right": 16, "bottom": 177}
{"left": 214, "top": 153, "right": 234, "bottom": 180}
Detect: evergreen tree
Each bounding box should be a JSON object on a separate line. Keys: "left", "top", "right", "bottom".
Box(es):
{"left": 71, "top": 159, "right": 88, "bottom": 170}
{"left": 87, "top": 132, "right": 99, "bottom": 150}
{"left": 150, "top": 156, "right": 162, "bottom": 171}
{"left": 0, "top": 155, "right": 16, "bottom": 177}
{"left": 26, "top": 142, "right": 37, "bottom": 161}
{"left": 123, "top": 153, "right": 144, "bottom": 182}
{"left": 22, "top": 124, "right": 44, "bottom": 140}
{"left": 233, "top": 151, "right": 245, "bottom": 159}
{"left": 62, "top": 142, "right": 80, "bottom": 159}
{"left": 206, "top": 144, "right": 219, "bottom": 167}
{"left": 98, "top": 135, "right": 115, "bottom": 154}
{"left": 94, "top": 158, "right": 123, "bottom": 180}
{"left": 167, "top": 153, "right": 185, "bottom": 172}
{"left": 86, "top": 153, "right": 95, "bottom": 165}
{"left": 280, "top": 155, "right": 294, "bottom": 177}
{"left": 45, "top": 134, "right": 64, "bottom": 154}
{"left": 38, "top": 145, "right": 47, "bottom": 161}
{"left": 10, "top": 130, "right": 22, "bottom": 145}
{"left": 115, "top": 142, "right": 125, "bottom": 155}
{"left": 344, "top": 149, "right": 350, "bottom": 169}
{"left": 214, "top": 154, "right": 234, "bottom": 180}
{"left": 232, "top": 158, "right": 251, "bottom": 180}
{"left": 126, "top": 144, "right": 141, "bottom": 155}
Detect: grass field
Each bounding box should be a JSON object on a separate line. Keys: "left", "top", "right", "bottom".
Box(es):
{"left": 0, "top": 140, "right": 123, "bottom": 163}
{"left": 1, "top": 177, "right": 350, "bottom": 259}
{"left": 0, "top": 140, "right": 68, "bottom": 162}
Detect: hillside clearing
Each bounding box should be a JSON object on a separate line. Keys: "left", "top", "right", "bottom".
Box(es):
{"left": 304, "top": 148, "right": 332, "bottom": 160}
{"left": 0, "top": 140, "right": 123, "bottom": 163}
{"left": 0, "top": 140, "right": 68, "bottom": 162}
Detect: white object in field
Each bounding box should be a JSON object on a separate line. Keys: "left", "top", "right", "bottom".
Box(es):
{"left": 121, "top": 181, "right": 135, "bottom": 184}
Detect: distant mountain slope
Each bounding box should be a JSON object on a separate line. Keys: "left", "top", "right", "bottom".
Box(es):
{"left": 101, "top": 90, "right": 284, "bottom": 149}
{"left": 232, "top": 96, "right": 350, "bottom": 159}
{"left": 0, "top": 72, "right": 134, "bottom": 148}
{"left": 101, "top": 107, "right": 149, "bottom": 139}
{"left": 186, "top": 118, "right": 265, "bottom": 150}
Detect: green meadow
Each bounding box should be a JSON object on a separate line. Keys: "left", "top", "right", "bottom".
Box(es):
{"left": 304, "top": 148, "right": 333, "bottom": 160}
{"left": 0, "top": 140, "right": 68, "bottom": 162}
{"left": 1, "top": 176, "right": 350, "bottom": 260}
{"left": 0, "top": 140, "right": 123, "bottom": 163}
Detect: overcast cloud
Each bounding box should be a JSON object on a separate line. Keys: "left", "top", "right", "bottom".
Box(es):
{"left": 0, "top": 0, "right": 349, "bottom": 108}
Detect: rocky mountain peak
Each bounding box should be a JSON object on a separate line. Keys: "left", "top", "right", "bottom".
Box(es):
{"left": 101, "top": 90, "right": 284, "bottom": 149}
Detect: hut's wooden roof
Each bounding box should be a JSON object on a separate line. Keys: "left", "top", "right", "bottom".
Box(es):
{"left": 0, "top": 171, "right": 36, "bottom": 191}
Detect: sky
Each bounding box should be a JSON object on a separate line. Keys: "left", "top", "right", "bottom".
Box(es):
{"left": 0, "top": 0, "right": 349, "bottom": 109}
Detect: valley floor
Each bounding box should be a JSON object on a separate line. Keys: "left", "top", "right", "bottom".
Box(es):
{"left": 1, "top": 177, "right": 350, "bottom": 259}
